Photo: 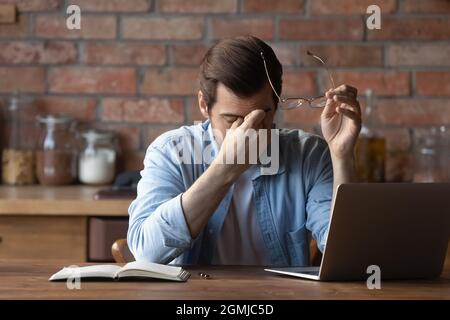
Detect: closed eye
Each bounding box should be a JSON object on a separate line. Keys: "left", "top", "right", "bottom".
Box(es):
{"left": 223, "top": 116, "right": 239, "bottom": 123}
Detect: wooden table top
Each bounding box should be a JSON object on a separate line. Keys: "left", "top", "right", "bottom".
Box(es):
{"left": 0, "top": 185, "right": 131, "bottom": 216}
{"left": 1, "top": 258, "right": 449, "bottom": 300}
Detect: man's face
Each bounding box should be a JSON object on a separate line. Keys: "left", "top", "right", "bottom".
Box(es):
{"left": 203, "top": 83, "right": 276, "bottom": 144}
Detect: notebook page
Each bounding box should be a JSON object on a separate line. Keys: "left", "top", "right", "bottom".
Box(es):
{"left": 118, "top": 261, "right": 182, "bottom": 278}
{"left": 49, "top": 265, "right": 121, "bottom": 281}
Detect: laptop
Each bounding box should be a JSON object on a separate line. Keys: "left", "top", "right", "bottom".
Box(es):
{"left": 265, "top": 183, "right": 450, "bottom": 281}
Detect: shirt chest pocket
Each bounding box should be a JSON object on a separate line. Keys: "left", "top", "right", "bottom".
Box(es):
{"left": 285, "top": 225, "right": 310, "bottom": 267}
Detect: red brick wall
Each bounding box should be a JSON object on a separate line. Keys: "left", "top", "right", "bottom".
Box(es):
{"left": 0, "top": 0, "right": 449, "bottom": 181}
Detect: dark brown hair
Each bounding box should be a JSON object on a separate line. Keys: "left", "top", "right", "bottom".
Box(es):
{"left": 199, "top": 36, "right": 282, "bottom": 110}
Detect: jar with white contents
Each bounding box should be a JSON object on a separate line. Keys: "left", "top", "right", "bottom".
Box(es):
{"left": 79, "top": 130, "right": 118, "bottom": 185}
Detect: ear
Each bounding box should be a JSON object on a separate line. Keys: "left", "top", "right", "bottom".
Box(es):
{"left": 198, "top": 90, "right": 209, "bottom": 119}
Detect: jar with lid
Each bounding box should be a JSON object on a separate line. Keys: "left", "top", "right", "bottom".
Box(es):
{"left": 2, "top": 94, "right": 36, "bottom": 185}
{"left": 36, "top": 115, "right": 77, "bottom": 185}
{"left": 411, "top": 127, "right": 445, "bottom": 183}
{"left": 78, "top": 130, "right": 118, "bottom": 185}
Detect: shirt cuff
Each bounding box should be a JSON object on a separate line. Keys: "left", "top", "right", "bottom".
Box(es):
{"left": 157, "top": 193, "right": 193, "bottom": 249}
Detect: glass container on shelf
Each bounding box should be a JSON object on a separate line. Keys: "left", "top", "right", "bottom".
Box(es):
{"left": 355, "top": 89, "right": 386, "bottom": 182}
{"left": 411, "top": 127, "right": 446, "bottom": 183}
{"left": 440, "top": 126, "right": 450, "bottom": 182}
{"left": 2, "top": 94, "right": 36, "bottom": 185}
{"left": 36, "top": 115, "right": 78, "bottom": 186}
{"left": 78, "top": 130, "right": 118, "bottom": 185}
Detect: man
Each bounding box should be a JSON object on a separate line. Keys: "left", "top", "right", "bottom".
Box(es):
{"left": 128, "top": 36, "right": 361, "bottom": 266}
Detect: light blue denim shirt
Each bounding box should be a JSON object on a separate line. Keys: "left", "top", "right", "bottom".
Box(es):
{"left": 128, "top": 119, "right": 333, "bottom": 267}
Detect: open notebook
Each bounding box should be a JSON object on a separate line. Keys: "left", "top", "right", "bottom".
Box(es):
{"left": 49, "top": 261, "right": 190, "bottom": 282}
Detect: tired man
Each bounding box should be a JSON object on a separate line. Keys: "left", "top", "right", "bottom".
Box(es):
{"left": 128, "top": 36, "right": 361, "bottom": 266}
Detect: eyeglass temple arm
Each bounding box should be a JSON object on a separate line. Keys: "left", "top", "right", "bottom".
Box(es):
{"left": 307, "top": 51, "right": 335, "bottom": 89}
{"left": 260, "top": 52, "right": 283, "bottom": 102}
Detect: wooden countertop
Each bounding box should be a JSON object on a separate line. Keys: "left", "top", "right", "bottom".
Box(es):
{"left": 0, "top": 259, "right": 448, "bottom": 300}
{"left": 0, "top": 185, "right": 131, "bottom": 216}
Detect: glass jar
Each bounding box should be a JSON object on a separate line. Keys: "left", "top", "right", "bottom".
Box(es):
{"left": 2, "top": 95, "right": 36, "bottom": 185}
{"left": 440, "top": 126, "right": 450, "bottom": 182}
{"left": 36, "top": 115, "right": 77, "bottom": 186}
{"left": 78, "top": 130, "right": 118, "bottom": 185}
{"left": 411, "top": 127, "right": 443, "bottom": 183}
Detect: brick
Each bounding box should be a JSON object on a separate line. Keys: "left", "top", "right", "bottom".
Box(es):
{"left": 146, "top": 125, "right": 179, "bottom": 144}
{"left": 280, "top": 18, "right": 363, "bottom": 40}
{"left": 141, "top": 68, "right": 198, "bottom": 95}
{"left": 386, "top": 44, "right": 450, "bottom": 67}
{"left": 35, "top": 15, "right": 116, "bottom": 39}
{"left": 328, "top": 71, "right": 410, "bottom": 96}
{"left": 377, "top": 99, "right": 450, "bottom": 126}
{"left": 160, "top": 0, "right": 237, "bottom": 13}
{"left": 0, "top": 67, "right": 45, "bottom": 93}
{"left": 83, "top": 43, "right": 165, "bottom": 66}
{"left": 70, "top": 0, "right": 151, "bottom": 12}
{"left": 96, "top": 124, "right": 141, "bottom": 151}
{"left": 34, "top": 96, "right": 96, "bottom": 121}
{"left": 281, "top": 107, "right": 322, "bottom": 127}
{"left": 171, "top": 44, "right": 208, "bottom": 66}
{"left": 0, "top": 14, "right": 28, "bottom": 38}
{"left": 401, "top": 0, "right": 450, "bottom": 13}
{"left": 48, "top": 67, "right": 136, "bottom": 94}
{"left": 210, "top": 18, "right": 273, "bottom": 41}
{"left": 416, "top": 72, "right": 450, "bottom": 97}
{"left": 102, "top": 98, "right": 184, "bottom": 124}
{"left": 282, "top": 70, "right": 317, "bottom": 97}
{"left": 0, "top": 42, "right": 76, "bottom": 64}
{"left": 367, "top": 17, "right": 450, "bottom": 40}
{"left": 312, "top": 0, "right": 396, "bottom": 14}
{"left": 270, "top": 43, "right": 297, "bottom": 66}
{"left": 242, "top": 0, "right": 305, "bottom": 13}
{"left": 122, "top": 17, "right": 203, "bottom": 40}
{"left": 0, "top": 0, "right": 62, "bottom": 11}
{"left": 300, "top": 45, "right": 383, "bottom": 67}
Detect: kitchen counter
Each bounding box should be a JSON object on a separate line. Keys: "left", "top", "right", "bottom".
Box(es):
{"left": 0, "top": 185, "right": 131, "bottom": 216}
{"left": 0, "top": 185, "right": 132, "bottom": 261}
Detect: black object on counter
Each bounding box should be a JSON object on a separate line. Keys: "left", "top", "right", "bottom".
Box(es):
{"left": 93, "top": 171, "right": 141, "bottom": 200}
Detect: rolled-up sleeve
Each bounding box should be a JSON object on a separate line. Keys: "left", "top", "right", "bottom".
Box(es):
{"left": 304, "top": 137, "right": 333, "bottom": 253}
{"left": 127, "top": 142, "right": 193, "bottom": 264}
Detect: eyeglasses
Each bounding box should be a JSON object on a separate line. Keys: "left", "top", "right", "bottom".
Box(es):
{"left": 261, "top": 50, "right": 335, "bottom": 110}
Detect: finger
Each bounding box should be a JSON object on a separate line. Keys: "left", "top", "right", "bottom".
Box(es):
{"left": 333, "top": 84, "right": 358, "bottom": 98}
{"left": 231, "top": 117, "right": 244, "bottom": 129}
{"left": 336, "top": 106, "right": 361, "bottom": 123}
{"left": 322, "top": 97, "right": 337, "bottom": 118}
{"left": 332, "top": 90, "right": 357, "bottom": 100}
{"left": 327, "top": 89, "right": 355, "bottom": 100}
{"left": 241, "top": 109, "right": 266, "bottom": 130}
{"left": 338, "top": 104, "right": 360, "bottom": 118}
{"left": 333, "top": 95, "right": 361, "bottom": 115}
{"left": 338, "top": 103, "right": 358, "bottom": 114}
{"left": 325, "top": 90, "right": 335, "bottom": 100}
